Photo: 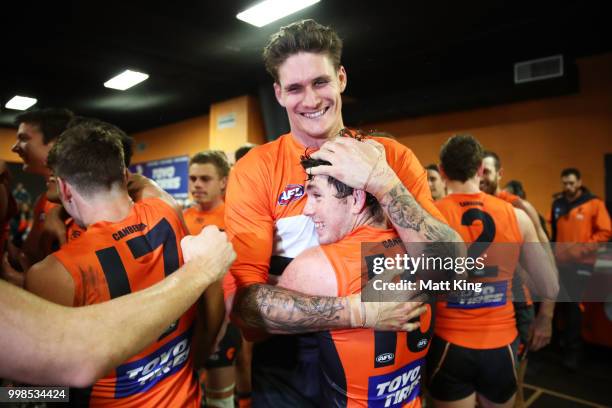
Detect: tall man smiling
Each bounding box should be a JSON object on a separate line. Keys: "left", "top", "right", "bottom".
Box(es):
{"left": 225, "top": 19, "right": 459, "bottom": 407}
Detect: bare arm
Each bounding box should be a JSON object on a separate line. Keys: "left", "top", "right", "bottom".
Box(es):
{"left": 233, "top": 248, "right": 425, "bottom": 336}
{"left": 191, "top": 280, "right": 225, "bottom": 366}
{"left": 2, "top": 225, "right": 234, "bottom": 386}
{"left": 512, "top": 198, "right": 557, "bottom": 351}
{"left": 232, "top": 284, "right": 353, "bottom": 335}
{"left": 516, "top": 208, "right": 559, "bottom": 300}
{"left": 129, "top": 173, "right": 188, "bottom": 227}
{"left": 309, "top": 138, "right": 462, "bottom": 250}
{"left": 277, "top": 247, "right": 338, "bottom": 297}
{"left": 0, "top": 254, "right": 228, "bottom": 386}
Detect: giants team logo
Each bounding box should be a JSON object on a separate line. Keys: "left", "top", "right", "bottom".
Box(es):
{"left": 278, "top": 184, "right": 304, "bottom": 206}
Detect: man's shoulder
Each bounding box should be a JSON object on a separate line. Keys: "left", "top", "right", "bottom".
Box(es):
{"left": 183, "top": 206, "right": 199, "bottom": 216}
{"left": 236, "top": 134, "right": 290, "bottom": 163}
{"left": 372, "top": 135, "right": 411, "bottom": 155}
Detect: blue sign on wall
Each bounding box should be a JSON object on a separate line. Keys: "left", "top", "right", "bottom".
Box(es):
{"left": 130, "top": 156, "right": 189, "bottom": 200}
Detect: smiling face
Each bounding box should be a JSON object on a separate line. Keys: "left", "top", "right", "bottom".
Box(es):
{"left": 480, "top": 156, "right": 500, "bottom": 195}
{"left": 12, "top": 122, "right": 53, "bottom": 176}
{"left": 274, "top": 52, "right": 346, "bottom": 146}
{"left": 302, "top": 175, "right": 358, "bottom": 245}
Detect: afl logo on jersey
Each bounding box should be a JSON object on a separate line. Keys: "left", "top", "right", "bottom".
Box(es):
{"left": 376, "top": 352, "right": 395, "bottom": 364}
{"left": 278, "top": 184, "right": 304, "bottom": 206}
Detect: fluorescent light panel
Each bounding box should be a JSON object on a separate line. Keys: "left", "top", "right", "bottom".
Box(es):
{"left": 104, "top": 69, "right": 149, "bottom": 90}
{"left": 237, "top": 0, "right": 320, "bottom": 27}
{"left": 5, "top": 95, "right": 37, "bottom": 111}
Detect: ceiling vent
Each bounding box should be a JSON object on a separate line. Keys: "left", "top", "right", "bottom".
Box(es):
{"left": 514, "top": 55, "right": 564, "bottom": 84}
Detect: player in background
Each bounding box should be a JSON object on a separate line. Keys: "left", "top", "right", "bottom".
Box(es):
{"left": 8, "top": 108, "right": 73, "bottom": 270}
{"left": 428, "top": 135, "right": 558, "bottom": 408}
{"left": 277, "top": 154, "right": 431, "bottom": 407}
{"left": 426, "top": 164, "right": 446, "bottom": 201}
{"left": 185, "top": 150, "right": 240, "bottom": 408}
{"left": 1, "top": 226, "right": 235, "bottom": 386}
{"left": 480, "top": 151, "right": 557, "bottom": 406}
{"left": 24, "top": 120, "right": 202, "bottom": 407}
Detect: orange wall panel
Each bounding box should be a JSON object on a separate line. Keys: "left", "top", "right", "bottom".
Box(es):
{"left": 0, "top": 127, "right": 18, "bottom": 162}
{"left": 363, "top": 53, "right": 612, "bottom": 216}
{"left": 131, "top": 115, "right": 209, "bottom": 163}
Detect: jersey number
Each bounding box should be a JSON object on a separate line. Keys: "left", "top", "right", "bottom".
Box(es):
{"left": 461, "top": 208, "right": 498, "bottom": 278}
{"left": 365, "top": 253, "right": 434, "bottom": 368}
{"left": 96, "top": 218, "right": 180, "bottom": 339}
{"left": 95, "top": 218, "right": 179, "bottom": 298}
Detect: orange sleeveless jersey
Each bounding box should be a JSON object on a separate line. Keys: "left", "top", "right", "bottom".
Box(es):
{"left": 52, "top": 198, "right": 200, "bottom": 407}
{"left": 225, "top": 132, "right": 446, "bottom": 291}
{"left": 183, "top": 202, "right": 225, "bottom": 234}
{"left": 319, "top": 226, "right": 433, "bottom": 408}
{"left": 495, "top": 191, "right": 533, "bottom": 305}
{"left": 183, "top": 202, "right": 236, "bottom": 296}
{"left": 496, "top": 190, "right": 520, "bottom": 205}
{"left": 434, "top": 192, "right": 523, "bottom": 349}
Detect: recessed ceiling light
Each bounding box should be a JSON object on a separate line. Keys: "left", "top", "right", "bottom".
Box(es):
{"left": 104, "top": 69, "right": 149, "bottom": 91}
{"left": 237, "top": 0, "right": 320, "bottom": 28}
{"left": 5, "top": 95, "right": 37, "bottom": 111}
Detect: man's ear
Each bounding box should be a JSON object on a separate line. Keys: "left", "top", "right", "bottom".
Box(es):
{"left": 498, "top": 167, "right": 504, "bottom": 181}
{"left": 57, "top": 177, "right": 73, "bottom": 203}
{"left": 476, "top": 162, "right": 485, "bottom": 178}
{"left": 338, "top": 66, "right": 347, "bottom": 93}
{"left": 273, "top": 82, "right": 285, "bottom": 107}
{"left": 351, "top": 189, "right": 367, "bottom": 214}
{"left": 220, "top": 176, "right": 228, "bottom": 190}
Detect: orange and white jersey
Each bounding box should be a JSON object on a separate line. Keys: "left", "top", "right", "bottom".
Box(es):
{"left": 53, "top": 198, "right": 199, "bottom": 407}
{"left": 434, "top": 192, "right": 523, "bottom": 349}
{"left": 225, "top": 132, "right": 445, "bottom": 291}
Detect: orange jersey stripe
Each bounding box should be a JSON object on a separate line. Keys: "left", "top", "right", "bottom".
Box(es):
{"left": 53, "top": 198, "right": 199, "bottom": 407}
{"left": 434, "top": 192, "right": 522, "bottom": 349}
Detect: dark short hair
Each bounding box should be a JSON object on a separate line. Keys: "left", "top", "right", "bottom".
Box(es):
{"left": 189, "top": 150, "right": 230, "bottom": 178}
{"left": 561, "top": 167, "right": 581, "bottom": 179}
{"left": 425, "top": 164, "right": 440, "bottom": 173}
{"left": 504, "top": 180, "right": 526, "bottom": 199}
{"left": 47, "top": 120, "right": 126, "bottom": 196}
{"left": 300, "top": 157, "right": 384, "bottom": 224}
{"left": 68, "top": 117, "right": 134, "bottom": 167}
{"left": 15, "top": 108, "right": 74, "bottom": 144}
{"left": 483, "top": 150, "right": 501, "bottom": 171}
{"left": 234, "top": 143, "right": 256, "bottom": 162}
{"left": 368, "top": 131, "right": 396, "bottom": 140}
{"left": 263, "top": 19, "right": 343, "bottom": 82}
{"left": 439, "top": 134, "right": 484, "bottom": 182}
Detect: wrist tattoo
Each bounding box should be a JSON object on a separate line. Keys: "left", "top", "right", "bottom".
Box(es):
{"left": 384, "top": 183, "right": 458, "bottom": 243}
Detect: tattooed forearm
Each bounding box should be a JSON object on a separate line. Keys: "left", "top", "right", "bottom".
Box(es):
{"left": 233, "top": 284, "right": 350, "bottom": 334}
{"left": 382, "top": 183, "right": 459, "bottom": 244}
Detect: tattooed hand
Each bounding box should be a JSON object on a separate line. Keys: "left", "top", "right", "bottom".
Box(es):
{"left": 309, "top": 137, "right": 398, "bottom": 197}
